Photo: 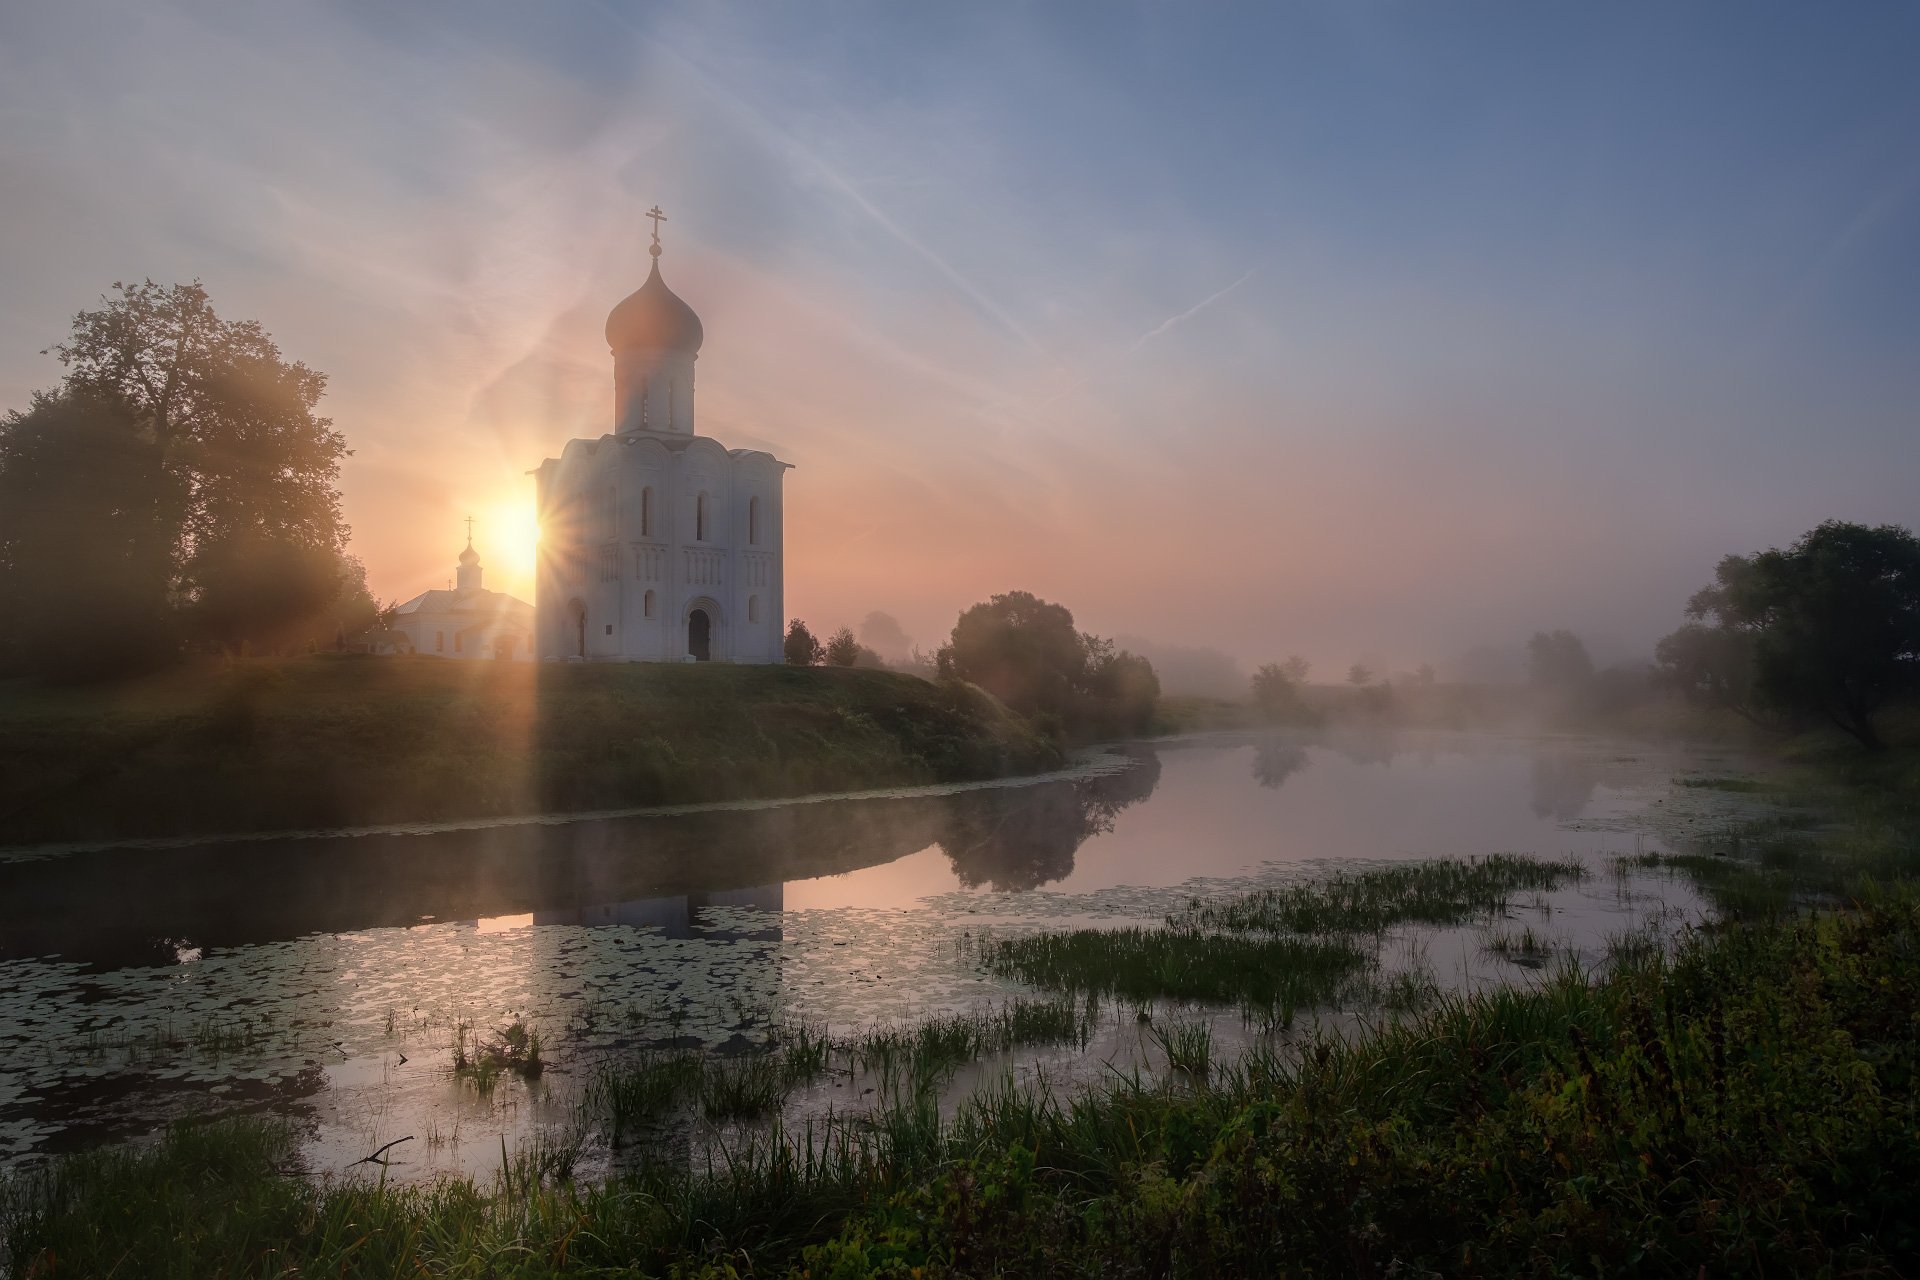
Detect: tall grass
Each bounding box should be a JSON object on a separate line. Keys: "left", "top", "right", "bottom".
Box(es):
{"left": 1175, "top": 852, "right": 1588, "bottom": 935}
{"left": 581, "top": 996, "right": 1096, "bottom": 1148}
{"left": 985, "top": 927, "right": 1369, "bottom": 1018}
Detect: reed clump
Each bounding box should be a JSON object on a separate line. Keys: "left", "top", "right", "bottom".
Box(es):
{"left": 983, "top": 854, "right": 1586, "bottom": 1016}
{"left": 1174, "top": 852, "right": 1588, "bottom": 935}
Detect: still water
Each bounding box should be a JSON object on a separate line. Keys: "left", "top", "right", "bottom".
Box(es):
{"left": 0, "top": 729, "right": 1755, "bottom": 1180}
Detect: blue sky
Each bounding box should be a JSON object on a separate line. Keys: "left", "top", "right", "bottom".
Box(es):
{"left": 2, "top": 2, "right": 1916, "bottom": 674}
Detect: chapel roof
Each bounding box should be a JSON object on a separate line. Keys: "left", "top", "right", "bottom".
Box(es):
{"left": 393, "top": 588, "right": 533, "bottom": 620}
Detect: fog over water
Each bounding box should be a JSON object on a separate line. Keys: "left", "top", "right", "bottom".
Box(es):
{"left": 3, "top": 4, "right": 1917, "bottom": 671}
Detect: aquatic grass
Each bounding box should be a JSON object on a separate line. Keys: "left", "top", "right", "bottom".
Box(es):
{"left": 587, "top": 1051, "right": 703, "bottom": 1148}
{"left": 1146, "top": 1018, "right": 1214, "bottom": 1081}
{"left": 699, "top": 1053, "right": 787, "bottom": 1121}
{"left": 450, "top": 1018, "right": 544, "bottom": 1094}
{"left": 852, "top": 996, "right": 1100, "bottom": 1090}
{"left": 1484, "top": 923, "right": 1556, "bottom": 967}
{"left": 775, "top": 1018, "right": 832, "bottom": 1084}
{"left": 1001, "top": 992, "right": 1097, "bottom": 1048}
{"left": 1346, "top": 963, "right": 1443, "bottom": 1014}
{"left": 584, "top": 997, "right": 1100, "bottom": 1145}
{"left": 1175, "top": 853, "right": 1589, "bottom": 936}
{"left": 984, "top": 927, "right": 1371, "bottom": 1018}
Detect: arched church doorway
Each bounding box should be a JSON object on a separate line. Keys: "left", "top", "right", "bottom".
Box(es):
{"left": 688, "top": 608, "right": 712, "bottom": 661}
{"left": 567, "top": 599, "right": 587, "bottom": 658}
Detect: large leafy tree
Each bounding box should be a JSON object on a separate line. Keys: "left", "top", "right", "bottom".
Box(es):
{"left": 1657, "top": 522, "right": 1920, "bottom": 750}
{"left": 27, "top": 280, "right": 354, "bottom": 656}
{"left": 939, "top": 591, "right": 1091, "bottom": 720}
{"left": 0, "top": 390, "right": 183, "bottom": 678}
{"left": 937, "top": 590, "right": 1158, "bottom": 736}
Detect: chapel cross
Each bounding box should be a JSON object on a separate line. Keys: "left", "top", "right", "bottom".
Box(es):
{"left": 647, "top": 205, "right": 667, "bottom": 250}
{"left": 464, "top": 514, "right": 475, "bottom": 544}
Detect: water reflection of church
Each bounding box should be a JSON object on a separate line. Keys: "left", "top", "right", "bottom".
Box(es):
{"left": 521, "top": 750, "right": 1167, "bottom": 932}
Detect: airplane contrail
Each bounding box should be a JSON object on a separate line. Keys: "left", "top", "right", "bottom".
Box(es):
{"left": 1126, "top": 267, "right": 1258, "bottom": 355}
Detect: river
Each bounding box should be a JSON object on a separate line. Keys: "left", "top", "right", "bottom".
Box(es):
{"left": 0, "top": 728, "right": 1760, "bottom": 1182}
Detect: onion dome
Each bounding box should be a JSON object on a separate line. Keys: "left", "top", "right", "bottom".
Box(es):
{"left": 604, "top": 247, "right": 704, "bottom": 355}
{"left": 458, "top": 540, "right": 480, "bottom": 567}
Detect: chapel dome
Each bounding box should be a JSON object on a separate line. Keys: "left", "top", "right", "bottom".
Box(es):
{"left": 604, "top": 254, "right": 704, "bottom": 355}
{"left": 458, "top": 542, "right": 480, "bottom": 566}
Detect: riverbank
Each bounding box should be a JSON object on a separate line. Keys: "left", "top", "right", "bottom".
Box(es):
{"left": 0, "top": 658, "right": 1062, "bottom": 846}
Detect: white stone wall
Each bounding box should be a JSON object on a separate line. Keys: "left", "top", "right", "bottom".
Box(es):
{"left": 533, "top": 432, "right": 787, "bottom": 663}
{"left": 392, "top": 608, "right": 532, "bottom": 660}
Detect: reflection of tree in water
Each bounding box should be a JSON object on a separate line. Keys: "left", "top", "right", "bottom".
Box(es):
{"left": 1325, "top": 728, "right": 1399, "bottom": 766}
{"left": 1251, "top": 736, "right": 1311, "bottom": 790}
{"left": 938, "top": 748, "right": 1162, "bottom": 891}
{"left": 1530, "top": 750, "right": 1601, "bottom": 820}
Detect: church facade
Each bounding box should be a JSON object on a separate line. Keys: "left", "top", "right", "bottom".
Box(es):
{"left": 532, "top": 213, "right": 789, "bottom": 663}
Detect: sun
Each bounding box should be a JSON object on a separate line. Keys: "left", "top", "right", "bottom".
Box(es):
{"left": 482, "top": 497, "right": 541, "bottom": 590}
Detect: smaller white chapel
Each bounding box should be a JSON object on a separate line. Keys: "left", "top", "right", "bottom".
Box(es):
{"left": 533, "top": 209, "right": 789, "bottom": 663}
{"left": 388, "top": 531, "right": 535, "bottom": 660}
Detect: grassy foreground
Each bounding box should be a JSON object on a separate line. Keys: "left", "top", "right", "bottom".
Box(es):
{"left": 0, "top": 657, "right": 1062, "bottom": 844}
{"left": 5, "top": 899, "right": 1918, "bottom": 1276}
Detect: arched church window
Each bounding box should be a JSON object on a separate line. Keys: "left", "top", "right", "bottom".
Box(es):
{"left": 749, "top": 496, "right": 759, "bottom": 545}
{"left": 644, "top": 589, "right": 656, "bottom": 618}
{"left": 748, "top": 595, "right": 760, "bottom": 623}
{"left": 696, "top": 492, "right": 709, "bottom": 541}
{"left": 640, "top": 486, "right": 654, "bottom": 537}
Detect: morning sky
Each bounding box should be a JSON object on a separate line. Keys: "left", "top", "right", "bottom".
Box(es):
{"left": 3, "top": 2, "right": 1917, "bottom": 674}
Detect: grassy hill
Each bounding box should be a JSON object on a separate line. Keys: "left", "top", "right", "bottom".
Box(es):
{"left": 0, "top": 657, "right": 1062, "bottom": 846}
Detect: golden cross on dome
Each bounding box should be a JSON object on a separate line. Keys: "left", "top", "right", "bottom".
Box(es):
{"left": 464, "top": 514, "right": 475, "bottom": 544}
{"left": 646, "top": 205, "right": 667, "bottom": 250}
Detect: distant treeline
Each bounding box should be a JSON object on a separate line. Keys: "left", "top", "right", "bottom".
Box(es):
{"left": 1220, "top": 519, "right": 1920, "bottom": 753}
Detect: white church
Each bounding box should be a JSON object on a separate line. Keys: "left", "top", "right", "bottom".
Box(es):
{"left": 532, "top": 210, "right": 789, "bottom": 663}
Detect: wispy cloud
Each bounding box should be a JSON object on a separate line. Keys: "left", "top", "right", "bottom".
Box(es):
{"left": 1124, "top": 267, "right": 1258, "bottom": 356}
